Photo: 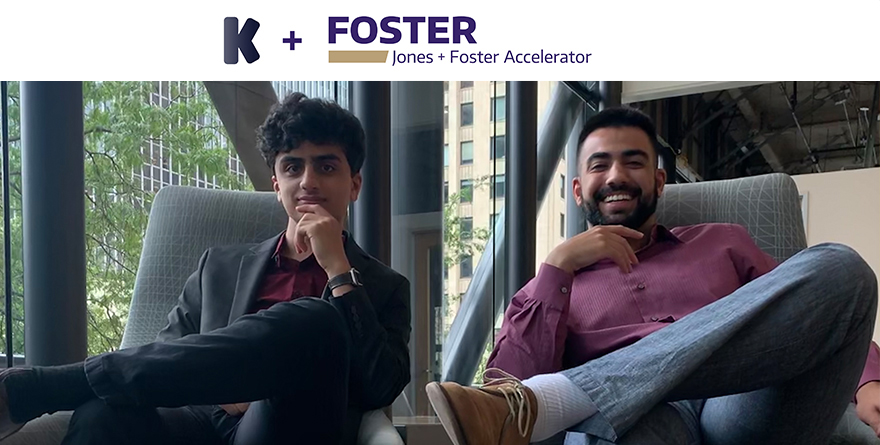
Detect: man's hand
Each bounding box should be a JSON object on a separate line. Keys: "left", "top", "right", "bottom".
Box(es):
{"left": 857, "top": 382, "right": 880, "bottom": 436}
{"left": 220, "top": 402, "right": 250, "bottom": 417}
{"left": 293, "top": 204, "right": 351, "bottom": 278}
{"left": 545, "top": 225, "right": 644, "bottom": 275}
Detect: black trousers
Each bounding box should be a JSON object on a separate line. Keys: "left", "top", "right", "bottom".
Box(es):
{"left": 62, "top": 298, "right": 353, "bottom": 445}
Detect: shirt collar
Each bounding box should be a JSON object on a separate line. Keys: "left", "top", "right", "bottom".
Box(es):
{"left": 652, "top": 224, "right": 683, "bottom": 244}
{"left": 633, "top": 224, "right": 682, "bottom": 255}
{"left": 272, "top": 232, "right": 287, "bottom": 262}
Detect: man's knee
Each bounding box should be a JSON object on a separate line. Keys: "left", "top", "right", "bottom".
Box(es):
{"left": 806, "top": 243, "right": 877, "bottom": 291}
{"left": 808, "top": 243, "right": 872, "bottom": 275}
{"left": 301, "top": 298, "right": 349, "bottom": 342}
{"left": 805, "top": 243, "right": 878, "bottom": 324}
{"left": 273, "top": 297, "right": 351, "bottom": 362}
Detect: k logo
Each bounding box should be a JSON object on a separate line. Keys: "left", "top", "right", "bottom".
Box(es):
{"left": 224, "top": 17, "right": 260, "bottom": 64}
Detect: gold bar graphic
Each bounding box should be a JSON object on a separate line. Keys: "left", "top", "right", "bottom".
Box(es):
{"left": 328, "top": 51, "right": 389, "bottom": 63}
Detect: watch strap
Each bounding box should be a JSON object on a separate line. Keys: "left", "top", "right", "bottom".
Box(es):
{"left": 328, "top": 268, "right": 362, "bottom": 290}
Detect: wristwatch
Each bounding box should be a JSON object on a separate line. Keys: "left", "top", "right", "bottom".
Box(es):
{"left": 328, "top": 268, "right": 363, "bottom": 291}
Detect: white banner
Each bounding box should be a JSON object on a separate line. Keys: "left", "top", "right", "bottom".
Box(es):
{"left": 1, "top": 0, "right": 878, "bottom": 79}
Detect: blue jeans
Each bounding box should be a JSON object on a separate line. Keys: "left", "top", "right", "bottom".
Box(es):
{"left": 559, "top": 243, "right": 879, "bottom": 445}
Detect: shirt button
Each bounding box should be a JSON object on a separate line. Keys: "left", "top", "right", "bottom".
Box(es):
{"left": 637, "top": 283, "right": 646, "bottom": 290}
{"left": 560, "top": 287, "right": 569, "bottom": 294}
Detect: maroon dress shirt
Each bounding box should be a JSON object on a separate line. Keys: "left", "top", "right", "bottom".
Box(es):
{"left": 487, "top": 223, "right": 880, "bottom": 397}
{"left": 248, "top": 234, "right": 328, "bottom": 314}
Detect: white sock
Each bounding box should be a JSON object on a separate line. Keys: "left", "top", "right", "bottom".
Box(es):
{"left": 523, "top": 373, "right": 598, "bottom": 442}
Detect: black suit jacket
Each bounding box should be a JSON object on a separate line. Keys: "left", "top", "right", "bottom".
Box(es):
{"left": 155, "top": 232, "right": 411, "bottom": 442}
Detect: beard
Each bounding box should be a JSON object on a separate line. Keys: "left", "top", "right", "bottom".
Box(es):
{"left": 581, "top": 183, "right": 658, "bottom": 230}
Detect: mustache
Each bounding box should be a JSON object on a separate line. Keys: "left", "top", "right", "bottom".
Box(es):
{"left": 592, "top": 184, "right": 642, "bottom": 202}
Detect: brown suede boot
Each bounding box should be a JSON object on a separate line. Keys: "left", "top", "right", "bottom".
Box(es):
{"left": 426, "top": 369, "right": 537, "bottom": 445}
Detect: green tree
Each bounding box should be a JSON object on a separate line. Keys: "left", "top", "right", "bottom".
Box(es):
{"left": 2, "top": 81, "right": 252, "bottom": 356}
{"left": 0, "top": 81, "right": 24, "bottom": 357}
{"left": 441, "top": 175, "right": 492, "bottom": 313}
{"left": 440, "top": 175, "right": 501, "bottom": 384}
{"left": 442, "top": 175, "right": 492, "bottom": 273}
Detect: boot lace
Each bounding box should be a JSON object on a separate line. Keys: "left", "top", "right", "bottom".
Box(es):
{"left": 481, "top": 368, "right": 532, "bottom": 437}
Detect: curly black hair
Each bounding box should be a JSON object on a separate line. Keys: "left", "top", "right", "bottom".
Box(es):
{"left": 256, "top": 92, "right": 365, "bottom": 175}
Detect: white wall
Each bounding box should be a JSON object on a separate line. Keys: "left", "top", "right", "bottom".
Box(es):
{"left": 792, "top": 168, "right": 880, "bottom": 340}
{"left": 621, "top": 81, "right": 771, "bottom": 103}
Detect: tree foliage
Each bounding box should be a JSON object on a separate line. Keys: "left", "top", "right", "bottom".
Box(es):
{"left": 442, "top": 174, "right": 493, "bottom": 269}
{"left": 440, "top": 174, "right": 500, "bottom": 384}
{"left": 1, "top": 81, "right": 251, "bottom": 356}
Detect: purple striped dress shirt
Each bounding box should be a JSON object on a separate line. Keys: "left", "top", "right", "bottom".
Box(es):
{"left": 487, "top": 223, "right": 879, "bottom": 398}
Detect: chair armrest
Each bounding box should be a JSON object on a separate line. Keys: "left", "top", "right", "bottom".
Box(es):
{"left": 0, "top": 411, "right": 72, "bottom": 445}
{"left": 359, "top": 409, "right": 404, "bottom": 445}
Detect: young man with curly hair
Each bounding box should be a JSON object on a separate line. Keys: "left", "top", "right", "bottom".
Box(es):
{"left": 0, "top": 93, "right": 411, "bottom": 445}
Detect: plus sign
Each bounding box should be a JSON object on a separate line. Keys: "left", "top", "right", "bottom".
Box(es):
{"left": 283, "top": 31, "right": 302, "bottom": 50}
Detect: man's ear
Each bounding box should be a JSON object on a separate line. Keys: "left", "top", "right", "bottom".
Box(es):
{"left": 350, "top": 172, "right": 363, "bottom": 202}
{"left": 573, "top": 177, "right": 584, "bottom": 207}
{"left": 655, "top": 168, "right": 667, "bottom": 197}
{"left": 272, "top": 175, "right": 282, "bottom": 202}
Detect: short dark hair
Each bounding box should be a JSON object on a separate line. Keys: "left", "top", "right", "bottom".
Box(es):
{"left": 577, "top": 107, "right": 660, "bottom": 167}
{"left": 257, "top": 92, "right": 366, "bottom": 175}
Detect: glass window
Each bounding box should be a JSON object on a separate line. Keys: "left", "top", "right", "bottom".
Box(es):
{"left": 460, "top": 141, "right": 474, "bottom": 165}
{"left": 444, "top": 144, "right": 449, "bottom": 167}
{"left": 460, "top": 179, "right": 473, "bottom": 203}
{"left": 560, "top": 214, "right": 566, "bottom": 237}
{"left": 1, "top": 81, "right": 264, "bottom": 358}
{"left": 560, "top": 174, "right": 566, "bottom": 199}
{"left": 460, "top": 255, "right": 473, "bottom": 278}
{"left": 1, "top": 82, "right": 24, "bottom": 358}
{"left": 461, "top": 217, "right": 473, "bottom": 240}
{"left": 492, "top": 96, "right": 506, "bottom": 122}
{"left": 492, "top": 174, "right": 506, "bottom": 199}
{"left": 461, "top": 103, "right": 474, "bottom": 127}
{"left": 490, "top": 135, "right": 506, "bottom": 160}
{"left": 410, "top": 81, "right": 561, "bottom": 400}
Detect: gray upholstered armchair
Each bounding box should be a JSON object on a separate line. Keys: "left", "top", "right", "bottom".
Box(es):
{"left": 4, "top": 186, "right": 403, "bottom": 445}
